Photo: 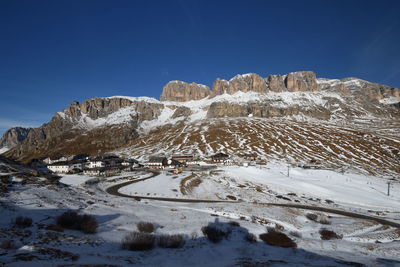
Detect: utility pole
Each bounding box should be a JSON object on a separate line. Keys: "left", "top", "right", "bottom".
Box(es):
{"left": 387, "top": 181, "right": 391, "bottom": 196}
{"left": 287, "top": 164, "right": 290, "bottom": 177}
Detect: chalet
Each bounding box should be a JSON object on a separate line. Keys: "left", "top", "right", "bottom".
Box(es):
{"left": 122, "top": 158, "right": 139, "bottom": 167}
{"left": 146, "top": 156, "right": 168, "bottom": 169}
{"left": 171, "top": 155, "right": 194, "bottom": 163}
{"left": 211, "top": 152, "right": 230, "bottom": 163}
{"left": 47, "top": 161, "right": 70, "bottom": 174}
{"left": 186, "top": 158, "right": 202, "bottom": 166}
{"left": 241, "top": 153, "right": 258, "bottom": 161}
{"left": 166, "top": 159, "right": 184, "bottom": 169}
{"left": 87, "top": 157, "right": 106, "bottom": 169}
{"left": 83, "top": 167, "right": 120, "bottom": 177}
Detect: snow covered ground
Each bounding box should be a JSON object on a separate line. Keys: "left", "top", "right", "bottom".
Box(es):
{"left": 1, "top": 164, "right": 400, "bottom": 266}
{"left": 59, "top": 174, "right": 94, "bottom": 186}
{"left": 219, "top": 164, "right": 400, "bottom": 211}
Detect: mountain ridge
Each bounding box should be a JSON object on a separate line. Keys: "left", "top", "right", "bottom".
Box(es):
{"left": 2, "top": 71, "right": 400, "bottom": 173}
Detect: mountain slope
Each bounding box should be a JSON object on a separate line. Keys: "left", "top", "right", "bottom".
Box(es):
{"left": 3, "top": 71, "right": 400, "bottom": 174}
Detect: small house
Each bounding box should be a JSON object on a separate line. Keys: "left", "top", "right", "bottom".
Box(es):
{"left": 47, "top": 161, "right": 70, "bottom": 174}
{"left": 211, "top": 152, "right": 230, "bottom": 163}
{"left": 146, "top": 156, "right": 168, "bottom": 169}
{"left": 171, "top": 155, "right": 194, "bottom": 163}
{"left": 87, "top": 157, "right": 105, "bottom": 169}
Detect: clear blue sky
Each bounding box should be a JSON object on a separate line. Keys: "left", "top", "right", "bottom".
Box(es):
{"left": 1, "top": 0, "right": 399, "bottom": 135}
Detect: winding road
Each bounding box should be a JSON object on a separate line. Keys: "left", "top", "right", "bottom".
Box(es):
{"left": 104, "top": 170, "right": 400, "bottom": 228}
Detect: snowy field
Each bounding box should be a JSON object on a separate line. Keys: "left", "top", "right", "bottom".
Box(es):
{"left": 59, "top": 174, "right": 94, "bottom": 186}
{"left": 1, "top": 164, "right": 400, "bottom": 266}
{"left": 220, "top": 164, "right": 400, "bottom": 211}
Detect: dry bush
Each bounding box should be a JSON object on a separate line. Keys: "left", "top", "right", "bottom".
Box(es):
{"left": 319, "top": 229, "right": 342, "bottom": 240}
{"left": 122, "top": 231, "right": 155, "bottom": 251}
{"left": 137, "top": 221, "right": 154, "bottom": 233}
{"left": 46, "top": 224, "right": 64, "bottom": 232}
{"left": 80, "top": 215, "right": 98, "bottom": 234}
{"left": 201, "top": 225, "right": 231, "bottom": 243}
{"left": 56, "top": 211, "right": 98, "bottom": 234}
{"left": 228, "top": 221, "right": 240, "bottom": 227}
{"left": 57, "top": 211, "right": 81, "bottom": 230}
{"left": 245, "top": 233, "right": 257, "bottom": 243}
{"left": 259, "top": 230, "right": 297, "bottom": 248}
{"left": 14, "top": 216, "right": 33, "bottom": 228}
{"left": 0, "top": 240, "right": 15, "bottom": 249}
{"left": 157, "top": 234, "right": 185, "bottom": 248}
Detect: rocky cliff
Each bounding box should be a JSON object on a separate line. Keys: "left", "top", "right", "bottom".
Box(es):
{"left": 161, "top": 71, "right": 321, "bottom": 101}
{"left": 0, "top": 127, "right": 31, "bottom": 151}
{"left": 160, "top": 81, "right": 211, "bottom": 102}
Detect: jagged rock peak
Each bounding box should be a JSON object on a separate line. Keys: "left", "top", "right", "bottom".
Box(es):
{"left": 160, "top": 80, "right": 211, "bottom": 102}
{"left": 0, "top": 127, "right": 31, "bottom": 149}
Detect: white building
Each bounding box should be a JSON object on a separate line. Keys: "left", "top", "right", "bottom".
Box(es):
{"left": 88, "top": 160, "right": 105, "bottom": 169}
{"left": 47, "top": 163, "right": 70, "bottom": 174}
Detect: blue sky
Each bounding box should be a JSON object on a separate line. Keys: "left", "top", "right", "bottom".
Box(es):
{"left": 1, "top": 0, "right": 399, "bottom": 135}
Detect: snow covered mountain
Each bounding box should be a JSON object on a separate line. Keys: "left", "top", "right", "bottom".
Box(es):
{"left": 3, "top": 71, "right": 400, "bottom": 175}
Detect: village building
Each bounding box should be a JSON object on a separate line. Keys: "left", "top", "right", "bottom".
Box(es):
{"left": 47, "top": 161, "right": 70, "bottom": 174}
{"left": 87, "top": 158, "right": 106, "bottom": 169}
{"left": 146, "top": 156, "right": 168, "bottom": 169}
{"left": 241, "top": 153, "right": 258, "bottom": 161}
{"left": 211, "top": 152, "right": 231, "bottom": 164}
{"left": 83, "top": 167, "right": 121, "bottom": 177}
{"left": 43, "top": 156, "right": 73, "bottom": 165}
{"left": 171, "top": 154, "right": 193, "bottom": 163}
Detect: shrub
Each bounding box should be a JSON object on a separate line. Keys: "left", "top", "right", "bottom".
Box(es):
{"left": 201, "top": 225, "right": 231, "bottom": 243}
{"left": 0, "top": 240, "right": 15, "bottom": 249}
{"left": 80, "top": 215, "right": 98, "bottom": 234}
{"left": 14, "top": 216, "right": 33, "bottom": 228}
{"left": 319, "top": 229, "right": 342, "bottom": 240}
{"left": 157, "top": 234, "right": 185, "bottom": 248}
{"left": 57, "top": 211, "right": 81, "bottom": 230}
{"left": 228, "top": 221, "right": 240, "bottom": 227}
{"left": 46, "top": 224, "right": 64, "bottom": 232}
{"left": 244, "top": 233, "right": 257, "bottom": 243}
{"left": 259, "top": 230, "right": 297, "bottom": 248}
{"left": 56, "top": 211, "right": 98, "bottom": 234}
{"left": 137, "top": 221, "right": 154, "bottom": 233}
{"left": 122, "top": 231, "right": 155, "bottom": 251}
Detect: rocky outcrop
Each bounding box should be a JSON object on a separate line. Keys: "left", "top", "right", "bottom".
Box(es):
{"left": 211, "top": 73, "right": 268, "bottom": 96}
{"left": 207, "top": 101, "right": 331, "bottom": 120}
{"left": 285, "top": 71, "right": 320, "bottom": 92}
{"left": 171, "top": 106, "right": 192, "bottom": 119}
{"left": 266, "top": 74, "right": 287, "bottom": 92}
{"left": 0, "top": 127, "right": 31, "bottom": 149}
{"left": 160, "top": 81, "right": 211, "bottom": 102}
{"left": 317, "top": 78, "right": 400, "bottom": 101}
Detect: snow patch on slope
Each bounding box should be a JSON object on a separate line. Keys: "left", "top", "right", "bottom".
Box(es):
{"left": 0, "top": 147, "right": 9, "bottom": 154}
{"left": 380, "top": 97, "right": 400, "bottom": 105}
{"left": 139, "top": 106, "right": 185, "bottom": 133}
{"left": 74, "top": 106, "right": 137, "bottom": 130}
